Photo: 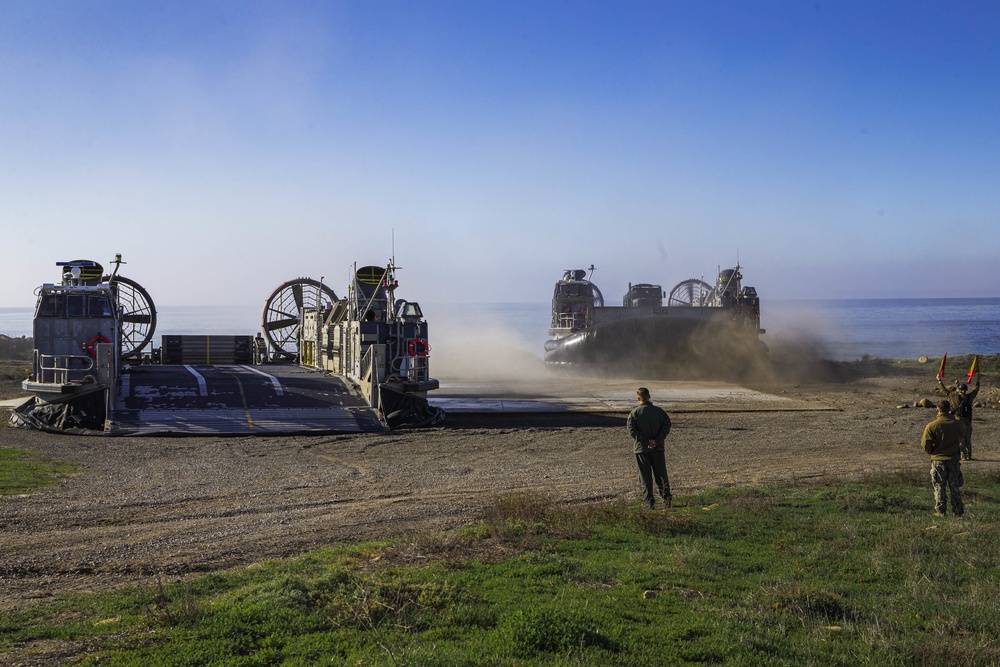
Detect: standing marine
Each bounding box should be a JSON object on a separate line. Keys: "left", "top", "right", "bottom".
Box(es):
{"left": 626, "top": 387, "right": 673, "bottom": 509}
{"left": 254, "top": 332, "right": 268, "bottom": 365}
{"left": 921, "top": 399, "right": 968, "bottom": 518}
{"left": 938, "top": 373, "right": 980, "bottom": 460}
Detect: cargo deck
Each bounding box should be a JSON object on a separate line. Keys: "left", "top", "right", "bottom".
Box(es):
{"left": 110, "top": 364, "right": 385, "bottom": 435}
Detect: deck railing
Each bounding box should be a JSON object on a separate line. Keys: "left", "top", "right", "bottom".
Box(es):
{"left": 404, "top": 355, "right": 429, "bottom": 382}
{"left": 35, "top": 352, "right": 95, "bottom": 385}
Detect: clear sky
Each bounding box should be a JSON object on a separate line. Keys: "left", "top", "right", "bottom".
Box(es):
{"left": 2, "top": 1, "right": 999, "bottom": 308}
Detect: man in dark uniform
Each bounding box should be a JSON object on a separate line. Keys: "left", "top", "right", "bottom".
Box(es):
{"left": 921, "top": 399, "right": 968, "bottom": 518}
{"left": 254, "top": 332, "right": 268, "bottom": 365}
{"left": 627, "top": 387, "right": 672, "bottom": 509}
{"left": 938, "top": 374, "right": 980, "bottom": 460}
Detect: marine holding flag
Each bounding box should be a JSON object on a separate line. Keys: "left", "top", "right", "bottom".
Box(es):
{"left": 967, "top": 355, "right": 979, "bottom": 383}
{"left": 937, "top": 356, "right": 981, "bottom": 461}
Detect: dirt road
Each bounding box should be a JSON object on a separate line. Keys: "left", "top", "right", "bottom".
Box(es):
{"left": 2, "top": 369, "right": 997, "bottom": 612}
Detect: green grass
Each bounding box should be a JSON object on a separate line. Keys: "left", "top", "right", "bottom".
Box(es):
{"left": 4, "top": 474, "right": 1000, "bottom": 665}
{"left": 0, "top": 447, "right": 77, "bottom": 495}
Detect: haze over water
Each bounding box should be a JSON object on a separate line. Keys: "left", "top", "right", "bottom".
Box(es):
{"left": 3, "top": 299, "right": 1000, "bottom": 363}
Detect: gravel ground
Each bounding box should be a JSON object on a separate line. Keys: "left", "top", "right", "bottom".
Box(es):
{"left": 2, "top": 370, "right": 998, "bottom": 614}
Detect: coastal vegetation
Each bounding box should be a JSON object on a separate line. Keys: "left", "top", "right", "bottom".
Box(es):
{"left": 3, "top": 473, "right": 999, "bottom": 665}
{"left": 0, "top": 334, "right": 32, "bottom": 399}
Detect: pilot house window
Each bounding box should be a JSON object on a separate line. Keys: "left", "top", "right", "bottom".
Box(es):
{"left": 88, "top": 294, "right": 113, "bottom": 317}
{"left": 556, "top": 284, "right": 593, "bottom": 298}
{"left": 36, "top": 292, "right": 115, "bottom": 318}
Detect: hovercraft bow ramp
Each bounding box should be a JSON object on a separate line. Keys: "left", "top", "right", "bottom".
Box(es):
{"left": 110, "top": 364, "right": 384, "bottom": 435}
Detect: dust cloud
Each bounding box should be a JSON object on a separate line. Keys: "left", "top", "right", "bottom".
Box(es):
{"left": 425, "top": 307, "right": 849, "bottom": 387}
{"left": 756, "top": 308, "right": 848, "bottom": 384}
{"left": 429, "top": 319, "right": 553, "bottom": 384}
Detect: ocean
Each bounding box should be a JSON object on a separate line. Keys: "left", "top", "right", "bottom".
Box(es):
{"left": 763, "top": 298, "right": 1000, "bottom": 361}
{"left": 2, "top": 298, "right": 999, "bottom": 362}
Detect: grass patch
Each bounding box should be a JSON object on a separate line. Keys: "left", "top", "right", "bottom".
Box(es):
{"left": 0, "top": 448, "right": 77, "bottom": 495}
{"left": 3, "top": 474, "right": 1000, "bottom": 665}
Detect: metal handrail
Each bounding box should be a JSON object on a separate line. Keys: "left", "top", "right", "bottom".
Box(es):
{"left": 405, "top": 355, "right": 429, "bottom": 382}
{"left": 558, "top": 313, "right": 577, "bottom": 328}
{"left": 37, "top": 352, "right": 95, "bottom": 384}
{"left": 360, "top": 345, "right": 373, "bottom": 382}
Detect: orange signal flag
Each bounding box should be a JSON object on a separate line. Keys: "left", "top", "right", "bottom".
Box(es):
{"left": 938, "top": 353, "right": 947, "bottom": 380}
{"left": 967, "top": 355, "right": 979, "bottom": 383}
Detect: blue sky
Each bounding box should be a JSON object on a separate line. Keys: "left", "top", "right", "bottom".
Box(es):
{"left": 2, "top": 1, "right": 998, "bottom": 308}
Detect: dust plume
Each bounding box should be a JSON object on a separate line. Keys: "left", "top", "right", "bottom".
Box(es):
{"left": 429, "top": 319, "right": 553, "bottom": 383}
{"left": 546, "top": 323, "right": 837, "bottom": 385}
{"left": 425, "top": 305, "right": 849, "bottom": 387}
{"left": 754, "top": 308, "right": 849, "bottom": 384}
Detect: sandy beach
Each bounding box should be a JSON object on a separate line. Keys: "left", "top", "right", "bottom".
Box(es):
{"left": 1, "top": 357, "right": 997, "bottom": 612}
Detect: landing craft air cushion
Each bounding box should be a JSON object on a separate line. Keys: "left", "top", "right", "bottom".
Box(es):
{"left": 543, "top": 264, "right": 766, "bottom": 375}
{"left": 12, "top": 255, "right": 443, "bottom": 435}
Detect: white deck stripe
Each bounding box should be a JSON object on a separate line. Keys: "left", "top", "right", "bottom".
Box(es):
{"left": 183, "top": 365, "right": 208, "bottom": 397}
{"left": 240, "top": 365, "right": 285, "bottom": 396}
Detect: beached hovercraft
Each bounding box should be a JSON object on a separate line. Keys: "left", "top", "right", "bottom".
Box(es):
{"left": 543, "top": 264, "right": 766, "bottom": 375}
{"left": 261, "top": 261, "right": 444, "bottom": 429}
{"left": 13, "top": 255, "right": 442, "bottom": 435}
{"left": 14, "top": 256, "right": 155, "bottom": 432}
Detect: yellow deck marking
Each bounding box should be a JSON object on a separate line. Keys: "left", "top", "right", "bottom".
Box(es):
{"left": 230, "top": 373, "right": 254, "bottom": 430}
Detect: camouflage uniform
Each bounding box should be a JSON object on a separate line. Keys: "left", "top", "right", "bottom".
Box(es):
{"left": 921, "top": 411, "right": 968, "bottom": 516}
{"left": 938, "top": 377, "right": 979, "bottom": 460}
{"left": 627, "top": 401, "right": 672, "bottom": 508}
